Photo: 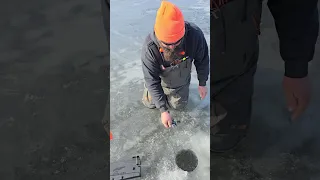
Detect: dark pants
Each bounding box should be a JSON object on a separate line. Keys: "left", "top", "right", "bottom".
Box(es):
{"left": 211, "top": 46, "right": 259, "bottom": 134}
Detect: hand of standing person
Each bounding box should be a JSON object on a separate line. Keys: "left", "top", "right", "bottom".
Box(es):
{"left": 283, "top": 76, "right": 311, "bottom": 121}
{"left": 198, "top": 86, "right": 208, "bottom": 100}
{"left": 161, "top": 111, "right": 173, "bottom": 128}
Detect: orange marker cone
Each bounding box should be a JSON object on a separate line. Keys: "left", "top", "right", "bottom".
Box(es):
{"left": 110, "top": 131, "right": 113, "bottom": 140}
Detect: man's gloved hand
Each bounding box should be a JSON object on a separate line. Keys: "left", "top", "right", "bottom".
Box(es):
{"left": 283, "top": 76, "right": 311, "bottom": 121}
{"left": 161, "top": 111, "right": 173, "bottom": 128}
{"left": 198, "top": 86, "right": 208, "bottom": 100}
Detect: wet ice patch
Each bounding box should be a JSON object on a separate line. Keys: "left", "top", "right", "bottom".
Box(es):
{"left": 157, "top": 167, "right": 188, "bottom": 180}
{"left": 189, "top": 132, "right": 210, "bottom": 178}
{"left": 110, "top": 61, "right": 143, "bottom": 88}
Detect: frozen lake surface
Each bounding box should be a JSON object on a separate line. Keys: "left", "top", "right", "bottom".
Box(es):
{"left": 110, "top": 0, "right": 210, "bottom": 179}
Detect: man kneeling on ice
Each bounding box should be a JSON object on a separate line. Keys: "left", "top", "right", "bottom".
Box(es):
{"left": 141, "top": 1, "right": 210, "bottom": 128}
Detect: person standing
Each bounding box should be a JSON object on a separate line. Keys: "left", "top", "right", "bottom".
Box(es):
{"left": 211, "top": 0, "right": 319, "bottom": 152}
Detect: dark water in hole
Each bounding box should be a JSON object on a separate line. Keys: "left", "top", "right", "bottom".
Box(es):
{"left": 175, "top": 149, "right": 198, "bottom": 172}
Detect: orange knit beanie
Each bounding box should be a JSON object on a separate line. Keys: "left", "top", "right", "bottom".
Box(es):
{"left": 154, "top": 1, "right": 185, "bottom": 44}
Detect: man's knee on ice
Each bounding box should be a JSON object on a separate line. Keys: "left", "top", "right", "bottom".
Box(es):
{"left": 142, "top": 88, "right": 156, "bottom": 109}
{"left": 168, "top": 98, "right": 188, "bottom": 110}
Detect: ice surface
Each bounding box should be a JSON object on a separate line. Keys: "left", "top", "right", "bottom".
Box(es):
{"left": 110, "top": 0, "right": 210, "bottom": 179}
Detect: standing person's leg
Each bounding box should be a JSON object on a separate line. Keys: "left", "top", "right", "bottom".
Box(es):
{"left": 100, "top": 0, "right": 110, "bottom": 135}
{"left": 211, "top": 46, "right": 259, "bottom": 152}
{"left": 102, "top": 103, "right": 110, "bottom": 134}
{"left": 211, "top": 102, "right": 227, "bottom": 134}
